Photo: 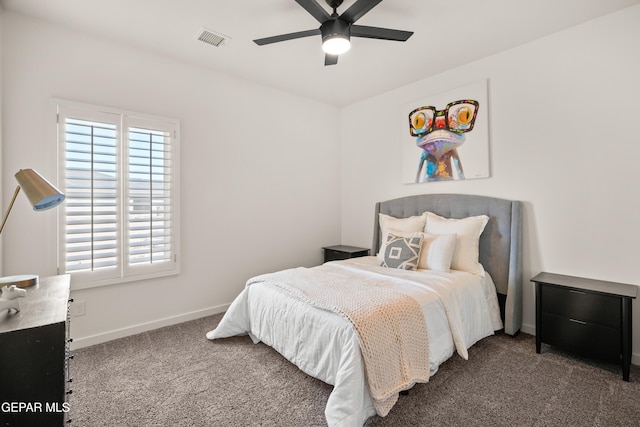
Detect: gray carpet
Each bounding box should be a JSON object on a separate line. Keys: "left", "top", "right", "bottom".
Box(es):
{"left": 69, "top": 313, "right": 640, "bottom": 426}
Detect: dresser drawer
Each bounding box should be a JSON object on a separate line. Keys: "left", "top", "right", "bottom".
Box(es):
{"left": 541, "top": 312, "right": 621, "bottom": 363}
{"left": 540, "top": 284, "right": 621, "bottom": 328}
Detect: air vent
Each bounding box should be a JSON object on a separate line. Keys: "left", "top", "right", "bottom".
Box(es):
{"left": 196, "top": 28, "right": 231, "bottom": 47}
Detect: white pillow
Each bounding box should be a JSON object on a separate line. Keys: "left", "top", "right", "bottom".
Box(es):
{"left": 377, "top": 212, "right": 427, "bottom": 262}
{"left": 418, "top": 233, "right": 456, "bottom": 272}
{"left": 424, "top": 212, "right": 489, "bottom": 276}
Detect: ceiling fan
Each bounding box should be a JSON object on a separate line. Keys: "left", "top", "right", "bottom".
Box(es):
{"left": 253, "top": 0, "right": 414, "bottom": 66}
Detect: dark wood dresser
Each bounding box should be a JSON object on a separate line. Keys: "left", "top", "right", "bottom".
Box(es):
{"left": 0, "top": 275, "right": 72, "bottom": 426}
{"left": 532, "top": 272, "right": 637, "bottom": 381}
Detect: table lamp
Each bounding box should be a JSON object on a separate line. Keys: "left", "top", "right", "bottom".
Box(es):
{"left": 0, "top": 169, "right": 65, "bottom": 288}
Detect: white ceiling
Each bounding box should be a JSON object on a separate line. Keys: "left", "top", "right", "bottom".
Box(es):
{"left": 2, "top": 0, "right": 639, "bottom": 106}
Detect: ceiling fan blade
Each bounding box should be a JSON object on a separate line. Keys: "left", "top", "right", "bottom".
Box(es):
{"left": 340, "top": 0, "right": 383, "bottom": 24}
{"left": 324, "top": 54, "right": 338, "bottom": 66}
{"left": 253, "top": 28, "right": 321, "bottom": 46}
{"left": 351, "top": 25, "right": 413, "bottom": 41}
{"left": 295, "top": 0, "right": 331, "bottom": 23}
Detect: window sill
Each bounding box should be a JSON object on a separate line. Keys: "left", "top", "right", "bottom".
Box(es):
{"left": 69, "top": 268, "right": 180, "bottom": 291}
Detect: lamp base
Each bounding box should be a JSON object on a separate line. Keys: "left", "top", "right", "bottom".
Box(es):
{"left": 0, "top": 274, "right": 39, "bottom": 288}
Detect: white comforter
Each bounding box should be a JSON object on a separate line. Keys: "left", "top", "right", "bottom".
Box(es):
{"left": 207, "top": 257, "right": 503, "bottom": 427}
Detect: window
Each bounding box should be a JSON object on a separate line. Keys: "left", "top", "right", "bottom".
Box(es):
{"left": 56, "top": 100, "right": 180, "bottom": 288}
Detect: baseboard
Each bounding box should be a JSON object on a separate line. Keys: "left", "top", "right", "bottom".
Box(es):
{"left": 520, "top": 321, "right": 640, "bottom": 366}
{"left": 70, "top": 304, "right": 230, "bottom": 350}
{"left": 521, "top": 321, "right": 535, "bottom": 336}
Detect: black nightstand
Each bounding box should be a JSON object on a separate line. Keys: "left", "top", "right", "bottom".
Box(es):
{"left": 323, "top": 245, "right": 370, "bottom": 263}
{"left": 532, "top": 272, "right": 637, "bottom": 381}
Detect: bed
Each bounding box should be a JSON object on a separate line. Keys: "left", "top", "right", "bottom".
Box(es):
{"left": 207, "top": 193, "right": 522, "bottom": 426}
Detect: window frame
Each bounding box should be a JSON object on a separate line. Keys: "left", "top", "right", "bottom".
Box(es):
{"left": 55, "top": 99, "right": 181, "bottom": 290}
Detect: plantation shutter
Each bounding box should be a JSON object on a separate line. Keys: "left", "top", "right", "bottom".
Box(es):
{"left": 61, "top": 111, "right": 121, "bottom": 282}
{"left": 58, "top": 102, "right": 180, "bottom": 287}
{"left": 124, "top": 117, "right": 176, "bottom": 276}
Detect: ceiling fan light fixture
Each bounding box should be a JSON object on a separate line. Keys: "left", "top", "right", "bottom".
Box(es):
{"left": 322, "top": 35, "right": 351, "bottom": 55}
{"left": 321, "top": 18, "right": 351, "bottom": 55}
{"left": 253, "top": 0, "right": 413, "bottom": 66}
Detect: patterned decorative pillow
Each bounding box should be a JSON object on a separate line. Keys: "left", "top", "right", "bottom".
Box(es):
{"left": 376, "top": 212, "right": 427, "bottom": 263}
{"left": 381, "top": 233, "right": 423, "bottom": 270}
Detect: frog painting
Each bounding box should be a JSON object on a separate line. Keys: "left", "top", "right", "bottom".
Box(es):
{"left": 401, "top": 80, "right": 490, "bottom": 184}
{"left": 409, "top": 100, "right": 479, "bottom": 182}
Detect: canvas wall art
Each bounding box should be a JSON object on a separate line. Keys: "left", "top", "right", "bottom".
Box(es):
{"left": 401, "top": 80, "right": 490, "bottom": 183}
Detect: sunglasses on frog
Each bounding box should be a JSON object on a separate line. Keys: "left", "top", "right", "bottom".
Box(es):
{"left": 409, "top": 100, "right": 479, "bottom": 137}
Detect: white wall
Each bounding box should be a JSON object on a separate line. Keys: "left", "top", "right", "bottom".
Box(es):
{"left": 340, "top": 6, "right": 640, "bottom": 361}
{"left": 3, "top": 4, "right": 640, "bottom": 362}
{"left": 1, "top": 11, "right": 341, "bottom": 347}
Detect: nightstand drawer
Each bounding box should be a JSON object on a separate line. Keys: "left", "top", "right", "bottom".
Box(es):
{"left": 325, "top": 248, "right": 349, "bottom": 262}
{"left": 540, "top": 284, "right": 620, "bottom": 328}
{"left": 541, "top": 312, "right": 621, "bottom": 363}
{"left": 323, "top": 245, "right": 370, "bottom": 262}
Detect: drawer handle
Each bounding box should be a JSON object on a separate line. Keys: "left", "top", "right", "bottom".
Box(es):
{"left": 569, "top": 290, "right": 586, "bottom": 295}
{"left": 569, "top": 318, "right": 587, "bottom": 325}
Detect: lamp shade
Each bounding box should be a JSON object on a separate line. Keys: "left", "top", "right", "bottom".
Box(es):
{"left": 15, "top": 169, "right": 65, "bottom": 211}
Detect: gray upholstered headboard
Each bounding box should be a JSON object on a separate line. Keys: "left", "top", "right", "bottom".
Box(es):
{"left": 372, "top": 193, "right": 523, "bottom": 335}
